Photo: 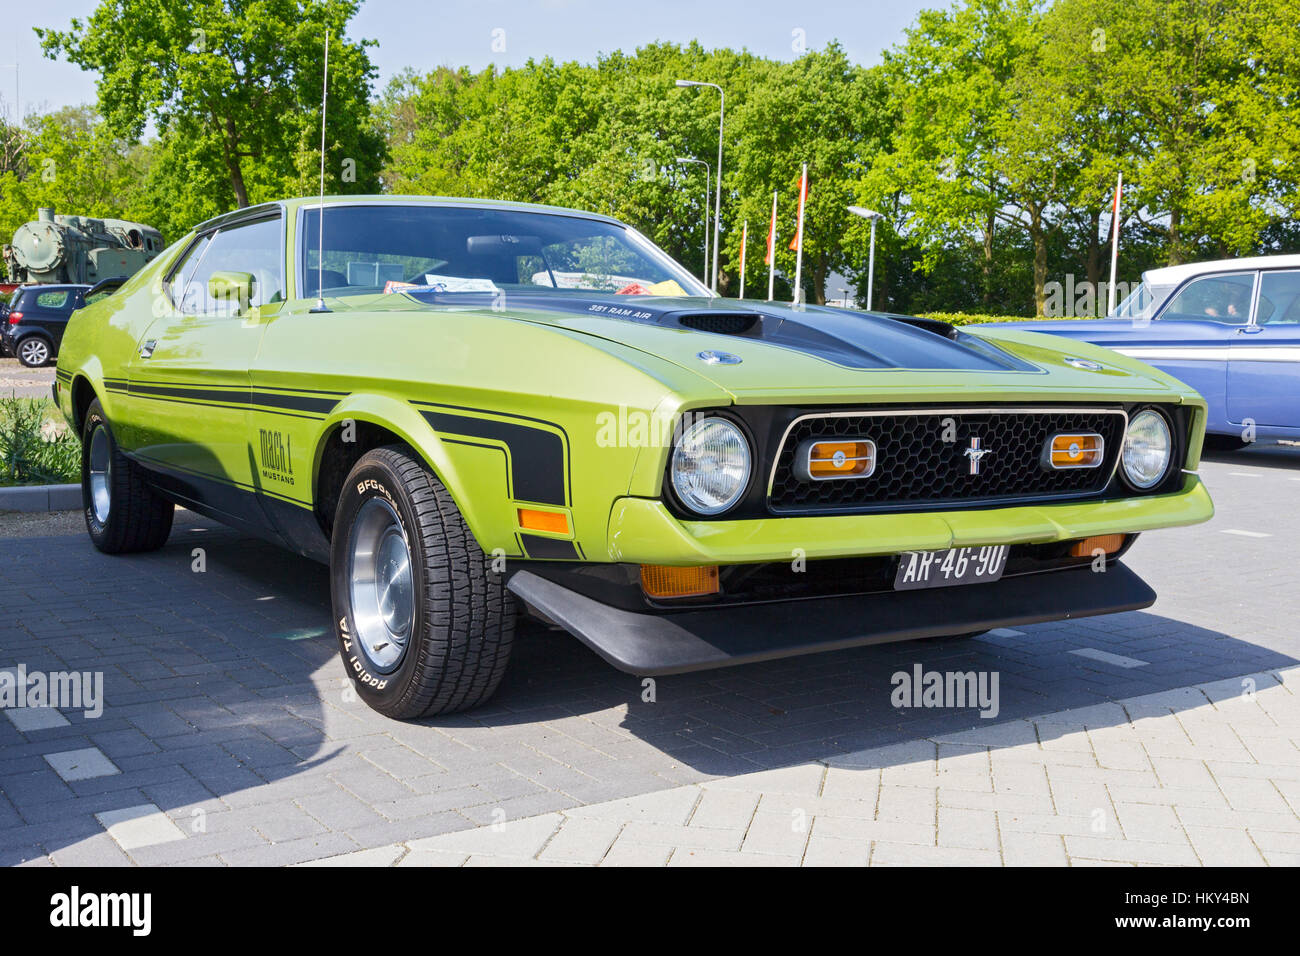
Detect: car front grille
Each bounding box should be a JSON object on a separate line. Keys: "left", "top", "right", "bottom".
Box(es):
{"left": 767, "top": 407, "right": 1127, "bottom": 513}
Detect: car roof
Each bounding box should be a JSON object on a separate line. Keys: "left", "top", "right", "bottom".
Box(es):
{"left": 1144, "top": 254, "right": 1300, "bottom": 288}
{"left": 193, "top": 195, "right": 625, "bottom": 234}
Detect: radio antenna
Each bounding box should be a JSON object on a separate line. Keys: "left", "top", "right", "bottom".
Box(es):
{"left": 310, "top": 29, "right": 331, "bottom": 313}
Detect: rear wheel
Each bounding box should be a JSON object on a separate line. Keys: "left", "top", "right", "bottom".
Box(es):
{"left": 16, "top": 336, "right": 51, "bottom": 367}
{"left": 330, "top": 445, "right": 516, "bottom": 718}
{"left": 81, "top": 398, "right": 174, "bottom": 553}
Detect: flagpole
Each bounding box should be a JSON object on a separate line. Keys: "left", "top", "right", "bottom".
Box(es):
{"left": 738, "top": 220, "right": 748, "bottom": 299}
{"left": 1107, "top": 172, "right": 1122, "bottom": 315}
{"left": 767, "top": 191, "right": 777, "bottom": 302}
{"left": 793, "top": 163, "right": 807, "bottom": 304}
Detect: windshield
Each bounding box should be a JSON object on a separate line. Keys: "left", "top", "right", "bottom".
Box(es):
{"left": 1108, "top": 277, "right": 1173, "bottom": 321}
{"left": 300, "top": 204, "right": 709, "bottom": 299}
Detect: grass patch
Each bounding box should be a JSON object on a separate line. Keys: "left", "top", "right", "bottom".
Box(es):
{"left": 0, "top": 396, "right": 81, "bottom": 486}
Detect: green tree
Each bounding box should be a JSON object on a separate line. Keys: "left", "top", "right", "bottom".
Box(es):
{"left": 1048, "top": 0, "right": 1299, "bottom": 264}
{"left": 0, "top": 106, "right": 154, "bottom": 246}
{"left": 729, "top": 45, "right": 889, "bottom": 304}
{"left": 865, "top": 0, "right": 1057, "bottom": 313}
{"left": 37, "top": 0, "right": 384, "bottom": 209}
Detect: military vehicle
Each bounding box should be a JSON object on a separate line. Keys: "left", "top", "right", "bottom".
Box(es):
{"left": 3, "top": 208, "right": 164, "bottom": 285}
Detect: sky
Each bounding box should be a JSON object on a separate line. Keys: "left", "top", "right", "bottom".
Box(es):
{"left": 4, "top": 0, "right": 938, "bottom": 119}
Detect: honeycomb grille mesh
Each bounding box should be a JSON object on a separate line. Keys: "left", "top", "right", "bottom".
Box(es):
{"left": 769, "top": 408, "right": 1125, "bottom": 512}
{"left": 677, "top": 313, "right": 760, "bottom": 334}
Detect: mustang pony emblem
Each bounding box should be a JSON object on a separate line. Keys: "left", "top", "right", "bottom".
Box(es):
{"left": 964, "top": 436, "right": 990, "bottom": 475}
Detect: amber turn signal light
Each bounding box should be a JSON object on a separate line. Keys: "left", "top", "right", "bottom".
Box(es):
{"left": 639, "top": 564, "right": 720, "bottom": 599}
{"left": 796, "top": 438, "right": 876, "bottom": 480}
{"left": 517, "top": 508, "right": 569, "bottom": 535}
{"left": 1046, "top": 433, "right": 1104, "bottom": 469}
{"left": 1069, "top": 534, "right": 1127, "bottom": 557}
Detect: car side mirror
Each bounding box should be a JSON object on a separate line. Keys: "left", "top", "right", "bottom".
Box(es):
{"left": 208, "top": 271, "right": 256, "bottom": 315}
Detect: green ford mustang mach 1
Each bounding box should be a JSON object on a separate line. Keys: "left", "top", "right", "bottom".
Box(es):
{"left": 54, "top": 196, "right": 1214, "bottom": 718}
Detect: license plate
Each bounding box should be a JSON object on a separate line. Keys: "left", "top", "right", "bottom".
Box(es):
{"left": 894, "top": 546, "right": 1009, "bottom": 591}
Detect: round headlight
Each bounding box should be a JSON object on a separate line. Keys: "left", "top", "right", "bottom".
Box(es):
{"left": 1121, "top": 409, "right": 1173, "bottom": 489}
{"left": 670, "top": 417, "right": 752, "bottom": 515}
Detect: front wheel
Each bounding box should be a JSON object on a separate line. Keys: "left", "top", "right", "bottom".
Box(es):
{"left": 81, "top": 398, "right": 174, "bottom": 553}
{"left": 330, "top": 445, "right": 516, "bottom": 718}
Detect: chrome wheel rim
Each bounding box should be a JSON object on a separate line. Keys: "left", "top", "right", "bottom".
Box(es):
{"left": 348, "top": 498, "right": 415, "bottom": 673}
{"left": 88, "top": 425, "right": 112, "bottom": 524}
{"left": 19, "top": 339, "right": 48, "bottom": 365}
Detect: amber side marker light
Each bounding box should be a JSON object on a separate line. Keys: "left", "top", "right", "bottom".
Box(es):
{"left": 1045, "top": 432, "right": 1104, "bottom": 469}
{"left": 1070, "top": 534, "right": 1127, "bottom": 557}
{"left": 640, "top": 564, "right": 720, "bottom": 599}
{"left": 517, "top": 508, "right": 569, "bottom": 535}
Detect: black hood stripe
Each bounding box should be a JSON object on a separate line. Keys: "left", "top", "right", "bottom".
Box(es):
{"left": 402, "top": 291, "right": 1033, "bottom": 372}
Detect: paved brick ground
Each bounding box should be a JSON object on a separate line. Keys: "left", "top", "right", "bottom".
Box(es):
{"left": 1, "top": 445, "right": 1297, "bottom": 866}
{"left": 316, "top": 668, "right": 1296, "bottom": 867}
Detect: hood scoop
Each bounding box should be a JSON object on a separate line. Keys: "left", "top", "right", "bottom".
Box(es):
{"left": 882, "top": 313, "right": 959, "bottom": 340}
{"left": 676, "top": 312, "right": 762, "bottom": 335}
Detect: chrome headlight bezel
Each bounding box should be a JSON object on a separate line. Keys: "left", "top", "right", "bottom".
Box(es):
{"left": 1120, "top": 408, "right": 1174, "bottom": 490}
{"left": 669, "top": 415, "right": 753, "bottom": 516}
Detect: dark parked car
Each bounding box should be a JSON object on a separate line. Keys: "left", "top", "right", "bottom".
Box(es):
{"left": 1, "top": 283, "right": 92, "bottom": 367}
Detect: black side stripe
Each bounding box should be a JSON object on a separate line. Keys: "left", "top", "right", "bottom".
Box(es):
{"left": 519, "top": 534, "right": 579, "bottom": 560}
{"left": 102, "top": 380, "right": 342, "bottom": 415}
{"left": 418, "top": 408, "right": 568, "bottom": 507}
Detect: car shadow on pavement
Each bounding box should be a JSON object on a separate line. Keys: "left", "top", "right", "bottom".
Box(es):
{"left": 487, "top": 610, "right": 1297, "bottom": 779}
{"left": 1, "top": 509, "right": 1294, "bottom": 863}
{"left": 1200, "top": 441, "right": 1300, "bottom": 470}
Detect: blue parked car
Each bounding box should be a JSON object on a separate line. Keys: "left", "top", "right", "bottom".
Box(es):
{"left": 995, "top": 256, "right": 1300, "bottom": 449}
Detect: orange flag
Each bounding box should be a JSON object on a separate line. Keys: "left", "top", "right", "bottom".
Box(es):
{"left": 788, "top": 168, "right": 808, "bottom": 251}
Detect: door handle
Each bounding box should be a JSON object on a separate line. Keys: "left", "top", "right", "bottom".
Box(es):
{"left": 1236, "top": 326, "right": 1263, "bottom": 335}
{"left": 139, "top": 339, "right": 157, "bottom": 358}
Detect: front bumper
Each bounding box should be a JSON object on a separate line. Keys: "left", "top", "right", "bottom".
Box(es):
{"left": 605, "top": 473, "right": 1213, "bottom": 565}
{"left": 507, "top": 561, "right": 1156, "bottom": 675}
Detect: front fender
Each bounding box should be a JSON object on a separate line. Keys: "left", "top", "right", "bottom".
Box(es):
{"left": 312, "top": 393, "right": 486, "bottom": 533}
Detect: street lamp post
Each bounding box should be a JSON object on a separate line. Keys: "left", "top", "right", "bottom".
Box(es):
{"left": 847, "top": 206, "right": 883, "bottom": 311}
{"left": 675, "top": 79, "right": 724, "bottom": 295}
{"left": 674, "top": 157, "right": 710, "bottom": 284}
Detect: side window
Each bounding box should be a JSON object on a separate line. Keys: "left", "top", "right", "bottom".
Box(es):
{"left": 1160, "top": 273, "right": 1255, "bottom": 324}
{"left": 169, "top": 234, "right": 212, "bottom": 311}
{"left": 181, "top": 217, "right": 284, "bottom": 315}
{"left": 1256, "top": 271, "right": 1300, "bottom": 326}
{"left": 35, "top": 290, "right": 70, "bottom": 309}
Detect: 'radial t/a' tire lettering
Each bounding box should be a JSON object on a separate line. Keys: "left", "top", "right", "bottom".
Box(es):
{"left": 330, "top": 445, "right": 516, "bottom": 718}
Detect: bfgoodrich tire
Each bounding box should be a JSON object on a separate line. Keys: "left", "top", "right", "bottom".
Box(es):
{"left": 81, "top": 398, "right": 174, "bottom": 553}
{"left": 330, "top": 445, "right": 516, "bottom": 718}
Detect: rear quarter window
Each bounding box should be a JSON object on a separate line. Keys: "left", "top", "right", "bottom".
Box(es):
{"left": 35, "top": 290, "right": 71, "bottom": 309}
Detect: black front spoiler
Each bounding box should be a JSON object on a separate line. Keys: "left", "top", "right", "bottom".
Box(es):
{"left": 506, "top": 563, "right": 1156, "bottom": 676}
